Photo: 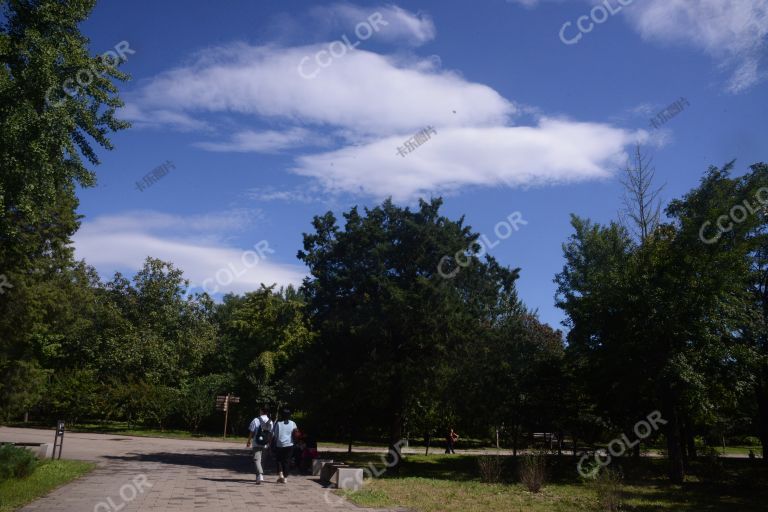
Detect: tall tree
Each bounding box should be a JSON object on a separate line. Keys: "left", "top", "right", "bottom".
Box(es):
{"left": 298, "top": 198, "right": 522, "bottom": 469}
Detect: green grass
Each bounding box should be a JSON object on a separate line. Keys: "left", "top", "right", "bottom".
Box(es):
{"left": 0, "top": 459, "right": 94, "bottom": 512}
{"left": 329, "top": 453, "right": 768, "bottom": 512}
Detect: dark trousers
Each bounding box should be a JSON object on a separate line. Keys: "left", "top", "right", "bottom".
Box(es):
{"left": 275, "top": 446, "right": 293, "bottom": 474}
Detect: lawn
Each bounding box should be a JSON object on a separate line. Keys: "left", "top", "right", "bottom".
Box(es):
{"left": 0, "top": 459, "right": 94, "bottom": 512}
{"left": 330, "top": 453, "right": 768, "bottom": 512}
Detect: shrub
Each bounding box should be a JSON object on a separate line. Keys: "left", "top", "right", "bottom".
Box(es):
{"left": 519, "top": 452, "right": 546, "bottom": 493}
{"left": 0, "top": 444, "right": 39, "bottom": 481}
{"left": 697, "top": 446, "right": 725, "bottom": 483}
{"left": 594, "top": 467, "right": 623, "bottom": 512}
{"left": 478, "top": 454, "right": 503, "bottom": 483}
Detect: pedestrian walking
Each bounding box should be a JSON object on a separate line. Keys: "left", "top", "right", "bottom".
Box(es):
{"left": 246, "top": 406, "right": 273, "bottom": 484}
{"left": 445, "top": 428, "right": 459, "bottom": 454}
{"left": 273, "top": 408, "right": 299, "bottom": 484}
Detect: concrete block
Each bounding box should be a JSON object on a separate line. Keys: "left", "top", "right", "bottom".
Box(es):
{"left": 320, "top": 462, "right": 348, "bottom": 482}
{"left": 333, "top": 467, "right": 364, "bottom": 491}
{"left": 312, "top": 458, "right": 333, "bottom": 476}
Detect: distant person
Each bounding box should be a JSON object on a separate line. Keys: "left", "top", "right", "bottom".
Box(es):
{"left": 445, "top": 428, "right": 459, "bottom": 454}
{"left": 246, "top": 407, "right": 273, "bottom": 484}
{"left": 273, "top": 408, "right": 299, "bottom": 484}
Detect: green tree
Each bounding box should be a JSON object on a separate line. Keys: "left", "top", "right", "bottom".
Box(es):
{"left": 298, "top": 198, "right": 522, "bottom": 468}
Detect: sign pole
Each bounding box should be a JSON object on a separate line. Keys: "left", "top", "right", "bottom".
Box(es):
{"left": 223, "top": 395, "right": 230, "bottom": 439}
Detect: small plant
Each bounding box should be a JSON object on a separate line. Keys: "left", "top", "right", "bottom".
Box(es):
{"left": 0, "top": 444, "right": 39, "bottom": 481}
{"left": 594, "top": 467, "right": 623, "bottom": 511}
{"left": 478, "top": 454, "right": 503, "bottom": 483}
{"left": 519, "top": 451, "right": 546, "bottom": 493}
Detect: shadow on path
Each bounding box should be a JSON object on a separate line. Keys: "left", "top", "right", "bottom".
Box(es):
{"left": 104, "top": 448, "right": 254, "bottom": 474}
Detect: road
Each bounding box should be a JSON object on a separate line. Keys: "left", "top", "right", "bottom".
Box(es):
{"left": 0, "top": 427, "right": 401, "bottom": 512}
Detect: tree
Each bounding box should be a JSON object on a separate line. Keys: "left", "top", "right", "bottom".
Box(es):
{"left": 0, "top": 0, "right": 129, "bottom": 274}
{"left": 298, "top": 198, "right": 522, "bottom": 469}
{"left": 620, "top": 145, "right": 664, "bottom": 245}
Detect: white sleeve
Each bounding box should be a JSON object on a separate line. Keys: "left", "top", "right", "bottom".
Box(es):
{"left": 248, "top": 418, "right": 258, "bottom": 433}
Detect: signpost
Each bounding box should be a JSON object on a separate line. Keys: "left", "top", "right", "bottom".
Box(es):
{"left": 52, "top": 420, "right": 65, "bottom": 459}
{"left": 215, "top": 394, "right": 240, "bottom": 438}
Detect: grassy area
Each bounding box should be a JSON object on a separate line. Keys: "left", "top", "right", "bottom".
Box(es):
{"left": 0, "top": 459, "right": 94, "bottom": 512}
{"left": 329, "top": 453, "right": 768, "bottom": 512}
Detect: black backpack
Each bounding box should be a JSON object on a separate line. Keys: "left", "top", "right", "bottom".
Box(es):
{"left": 255, "top": 423, "right": 270, "bottom": 446}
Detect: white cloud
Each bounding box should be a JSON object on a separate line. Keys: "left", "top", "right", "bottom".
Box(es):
{"left": 311, "top": 3, "right": 437, "bottom": 46}
{"left": 125, "top": 37, "right": 642, "bottom": 200}
{"left": 624, "top": 0, "right": 768, "bottom": 93}
{"left": 195, "top": 128, "right": 331, "bottom": 153}
{"left": 508, "top": 0, "right": 768, "bottom": 92}
{"left": 128, "top": 43, "right": 514, "bottom": 137}
{"left": 292, "top": 120, "right": 643, "bottom": 201}
{"left": 73, "top": 210, "right": 306, "bottom": 294}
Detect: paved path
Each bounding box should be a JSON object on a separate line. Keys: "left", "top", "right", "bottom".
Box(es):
{"left": 0, "top": 427, "right": 401, "bottom": 512}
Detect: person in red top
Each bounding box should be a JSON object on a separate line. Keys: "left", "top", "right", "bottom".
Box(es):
{"left": 445, "top": 428, "right": 459, "bottom": 454}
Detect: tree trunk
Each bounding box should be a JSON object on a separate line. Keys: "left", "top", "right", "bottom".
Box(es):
{"left": 425, "top": 431, "right": 431, "bottom": 456}
{"left": 664, "top": 405, "right": 685, "bottom": 483}
{"left": 388, "top": 410, "right": 404, "bottom": 474}
{"left": 680, "top": 423, "right": 689, "bottom": 468}
{"left": 685, "top": 422, "right": 697, "bottom": 460}
{"left": 512, "top": 425, "right": 519, "bottom": 457}
{"left": 758, "top": 379, "right": 768, "bottom": 464}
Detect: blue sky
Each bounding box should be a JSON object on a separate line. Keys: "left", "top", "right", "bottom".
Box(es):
{"left": 72, "top": 0, "right": 768, "bottom": 330}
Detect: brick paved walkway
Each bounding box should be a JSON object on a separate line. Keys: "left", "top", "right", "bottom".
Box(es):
{"left": 1, "top": 428, "right": 399, "bottom": 512}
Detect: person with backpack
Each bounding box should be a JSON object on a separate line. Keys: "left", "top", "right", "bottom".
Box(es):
{"left": 246, "top": 406, "right": 273, "bottom": 484}
{"left": 272, "top": 408, "right": 298, "bottom": 484}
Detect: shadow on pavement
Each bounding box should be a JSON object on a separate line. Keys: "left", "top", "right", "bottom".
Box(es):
{"left": 104, "top": 448, "right": 254, "bottom": 473}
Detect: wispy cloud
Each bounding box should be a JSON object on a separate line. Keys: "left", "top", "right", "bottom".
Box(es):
{"left": 507, "top": 0, "right": 768, "bottom": 93}
{"left": 310, "top": 3, "right": 437, "bottom": 46}
{"left": 195, "top": 128, "right": 332, "bottom": 153}
{"left": 292, "top": 120, "right": 643, "bottom": 201}
{"left": 73, "top": 210, "right": 305, "bottom": 294}
{"left": 122, "top": 12, "right": 644, "bottom": 201}
{"left": 624, "top": 0, "right": 768, "bottom": 93}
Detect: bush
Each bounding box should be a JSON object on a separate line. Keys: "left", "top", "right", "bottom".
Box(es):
{"left": 0, "top": 444, "right": 39, "bottom": 481}
{"left": 594, "top": 467, "right": 623, "bottom": 512}
{"left": 697, "top": 446, "right": 725, "bottom": 483}
{"left": 519, "top": 452, "right": 546, "bottom": 493}
{"left": 478, "top": 454, "right": 503, "bottom": 483}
